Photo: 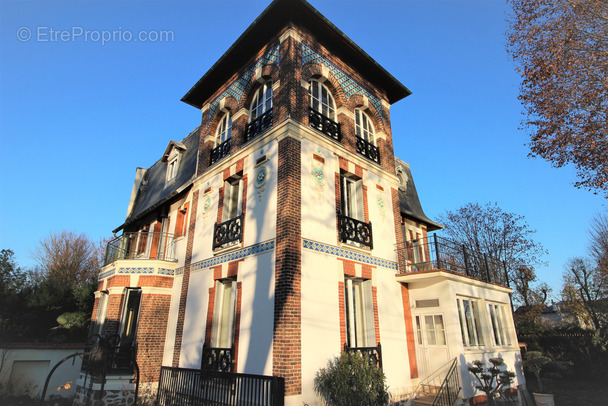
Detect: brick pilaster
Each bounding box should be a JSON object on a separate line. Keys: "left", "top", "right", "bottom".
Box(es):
{"left": 273, "top": 136, "right": 302, "bottom": 395}
{"left": 172, "top": 190, "right": 199, "bottom": 367}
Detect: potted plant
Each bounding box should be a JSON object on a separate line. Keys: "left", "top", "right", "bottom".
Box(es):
{"left": 523, "top": 351, "right": 553, "bottom": 406}
{"left": 468, "top": 358, "right": 516, "bottom": 406}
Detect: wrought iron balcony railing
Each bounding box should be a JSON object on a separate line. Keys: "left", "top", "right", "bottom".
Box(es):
{"left": 210, "top": 138, "right": 232, "bottom": 165}
{"left": 396, "top": 233, "right": 510, "bottom": 287}
{"left": 344, "top": 343, "right": 383, "bottom": 369}
{"left": 245, "top": 109, "right": 273, "bottom": 142}
{"left": 104, "top": 232, "right": 176, "bottom": 266}
{"left": 309, "top": 107, "right": 341, "bottom": 142}
{"left": 355, "top": 136, "right": 380, "bottom": 164}
{"left": 83, "top": 334, "right": 137, "bottom": 380}
{"left": 338, "top": 213, "right": 373, "bottom": 249}
{"left": 213, "top": 214, "right": 244, "bottom": 250}
{"left": 201, "top": 345, "right": 234, "bottom": 373}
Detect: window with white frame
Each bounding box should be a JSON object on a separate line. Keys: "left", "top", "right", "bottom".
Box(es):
{"left": 355, "top": 109, "right": 375, "bottom": 144}
{"left": 309, "top": 80, "right": 336, "bottom": 120}
{"left": 340, "top": 172, "right": 364, "bottom": 221}
{"left": 250, "top": 81, "right": 273, "bottom": 120}
{"left": 93, "top": 290, "right": 109, "bottom": 336}
{"left": 488, "top": 303, "right": 511, "bottom": 346}
{"left": 211, "top": 279, "right": 238, "bottom": 348}
{"left": 415, "top": 314, "right": 446, "bottom": 346}
{"left": 344, "top": 278, "right": 375, "bottom": 348}
{"left": 166, "top": 151, "right": 179, "bottom": 182}
{"left": 457, "top": 297, "right": 484, "bottom": 347}
{"left": 119, "top": 288, "right": 142, "bottom": 347}
{"left": 216, "top": 112, "right": 232, "bottom": 146}
{"left": 222, "top": 174, "right": 243, "bottom": 221}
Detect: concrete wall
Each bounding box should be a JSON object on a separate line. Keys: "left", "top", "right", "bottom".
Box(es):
{"left": 0, "top": 345, "right": 84, "bottom": 400}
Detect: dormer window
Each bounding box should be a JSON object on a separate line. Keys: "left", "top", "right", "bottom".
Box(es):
{"left": 162, "top": 140, "right": 186, "bottom": 184}
{"left": 166, "top": 151, "right": 179, "bottom": 182}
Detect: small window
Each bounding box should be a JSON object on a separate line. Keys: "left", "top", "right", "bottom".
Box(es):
{"left": 211, "top": 279, "right": 238, "bottom": 348}
{"left": 457, "top": 297, "right": 485, "bottom": 347}
{"left": 416, "top": 299, "right": 439, "bottom": 308}
{"left": 488, "top": 303, "right": 511, "bottom": 346}
{"left": 166, "top": 152, "right": 179, "bottom": 182}
{"left": 174, "top": 202, "right": 189, "bottom": 238}
{"left": 355, "top": 109, "right": 375, "bottom": 145}
{"left": 250, "top": 81, "right": 273, "bottom": 120}
{"left": 223, "top": 174, "right": 244, "bottom": 221}
{"left": 119, "top": 288, "right": 142, "bottom": 347}
{"left": 216, "top": 113, "right": 232, "bottom": 146}
{"left": 344, "top": 278, "right": 375, "bottom": 348}
{"left": 309, "top": 80, "right": 336, "bottom": 120}
{"left": 340, "top": 173, "right": 364, "bottom": 221}
{"left": 93, "top": 291, "right": 109, "bottom": 336}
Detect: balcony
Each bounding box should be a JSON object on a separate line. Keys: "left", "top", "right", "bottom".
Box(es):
{"left": 356, "top": 136, "right": 380, "bottom": 164}
{"left": 213, "top": 214, "right": 244, "bottom": 250}
{"left": 201, "top": 345, "right": 234, "bottom": 373}
{"left": 337, "top": 213, "right": 373, "bottom": 249}
{"left": 210, "top": 138, "right": 232, "bottom": 165}
{"left": 104, "top": 231, "right": 177, "bottom": 266}
{"left": 244, "top": 109, "right": 273, "bottom": 142}
{"left": 309, "top": 107, "right": 341, "bottom": 142}
{"left": 396, "top": 234, "right": 510, "bottom": 287}
{"left": 344, "top": 343, "right": 382, "bottom": 369}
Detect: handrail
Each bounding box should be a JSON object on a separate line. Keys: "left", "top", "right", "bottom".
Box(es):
{"left": 432, "top": 358, "right": 460, "bottom": 406}
{"left": 407, "top": 357, "right": 458, "bottom": 405}
{"left": 104, "top": 231, "right": 177, "bottom": 266}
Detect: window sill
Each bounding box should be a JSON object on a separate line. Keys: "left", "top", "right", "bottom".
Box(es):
{"left": 213, "top": 241, "right": 243, "bottom": 255}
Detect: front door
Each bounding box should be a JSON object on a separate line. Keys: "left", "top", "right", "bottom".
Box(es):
{"left": 414, "top": 313, "right": 450, "bottom": 379}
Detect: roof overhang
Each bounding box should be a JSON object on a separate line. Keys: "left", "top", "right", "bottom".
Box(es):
{"left": 395, "top": 270, "right": 513, "bottom": 293}
{"left": 181, "top": 0, "right": 411, "bottom": 109}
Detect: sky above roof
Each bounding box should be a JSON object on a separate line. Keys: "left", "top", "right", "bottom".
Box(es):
{"left": 0, "top": 0, "right": 605, "bottom": 296}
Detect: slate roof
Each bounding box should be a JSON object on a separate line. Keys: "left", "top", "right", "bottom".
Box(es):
{"left": 395, "top": 158, "right": 442, "bottom": 231}
{"left": 113, "top": 127, "right": 200, "bottom": 232}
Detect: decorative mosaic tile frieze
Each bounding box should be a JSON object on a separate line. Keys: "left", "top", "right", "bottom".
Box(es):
{"left": 118, "top": 267, "right": 154, "bottom": 275}
{"left": 191, "top": 240, "right": 276, "bottom": 272}
{"left": 158, "top": 268, "right": 175, "bottom": 276}
{"left": 301, "top": 42, "right": 384, "bottom": 118}
{"left": 302, "top": 239, "right": 398, "bottom": 270}
{"left": 207, "top": 43, "right": 281, "bottom": 122}
{"left": 98, "top": 268, "right": 116, "bottom": 280}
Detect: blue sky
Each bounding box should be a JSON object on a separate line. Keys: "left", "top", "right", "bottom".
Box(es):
{"left": 0, "top": 0, "right": 605, "bottom": 297}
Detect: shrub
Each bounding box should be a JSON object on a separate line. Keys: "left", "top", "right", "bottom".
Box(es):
{"left": 468, "top": 358, "right": 515, "bottom": 406}
{"left": 314, "top": 351, "right": 389, "bottom": 406}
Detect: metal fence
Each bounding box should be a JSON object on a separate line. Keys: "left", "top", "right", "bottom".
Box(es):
{"left": 156, "top": 366, "right": 285, "bottom": 406}
{"left": 104, "top": 231, "right": 176, "bottom": 266}
{"left": 396, "top": 234, "right": 510, "bottom": 287}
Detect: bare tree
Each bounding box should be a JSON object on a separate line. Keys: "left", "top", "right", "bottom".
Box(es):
{"left": 438, "top": 202, "right": 547, "bottom": 306}
{"left": 589, "top": 212, "right": 608, "bottom": 272}
{"left": 32, "top": 231, "right": 102, "bottom": 287}
{"left": 562, "top": 257, "right": 608, "bottom": 329}
{"left": 506, "top": 0, "right": 608, "bottom": 196}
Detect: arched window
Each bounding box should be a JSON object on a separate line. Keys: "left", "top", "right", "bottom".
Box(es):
{"left": 250, "top": 80, "right": 273, "bottom": 120}
{"left": 309, "top": 80, "right": 336, "bottom": 120}
{"left": 355, "top": 109, "right": 375, "bottom": 144}
{"left": 216, "top": 112, "right": 232, "bottom": 146}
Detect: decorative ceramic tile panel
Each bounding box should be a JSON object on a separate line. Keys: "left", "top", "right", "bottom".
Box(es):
{"left": 302, "top": 239, "right": 398, "bottom": 270}
{"left": 207, "top": 44, "right": 281, "bottom": 122}
{"left": 191, "top": 240, "right": 275, "bottom": 272}
{"left": 98, "top": 268, "right": 116, "bottom": 280}
{"left": 118, "top": 267, "right": 155, "bottom": 274}
{"left": 301, "top": 42, "right": 384, "bottom": 118}
{"left": 158, "top": 268, "right": 175, "bottom": 276}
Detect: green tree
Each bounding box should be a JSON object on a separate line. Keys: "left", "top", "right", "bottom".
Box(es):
{"left": 507, "top": 0, "right": 608, "bottom": 195}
